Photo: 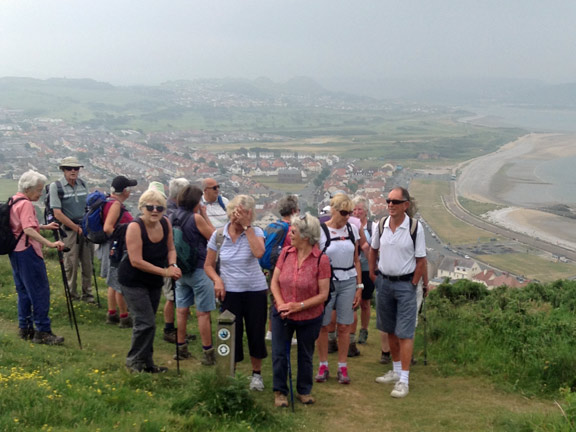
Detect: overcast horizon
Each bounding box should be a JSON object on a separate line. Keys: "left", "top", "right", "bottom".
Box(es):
{"left": 1, "top": 0, "right": 575, "bottom": 89}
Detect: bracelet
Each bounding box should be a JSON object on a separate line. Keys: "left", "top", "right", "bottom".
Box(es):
{"left": 356, "top": 283, "right": 364, "bottom": 290}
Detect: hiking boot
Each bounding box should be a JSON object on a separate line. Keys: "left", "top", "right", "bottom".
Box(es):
{"left": 143, "top": 365, "right": 168, "bottom": 374}
{"left": 69, "top": 292, "right": 81, "bottom": 301}
{"left": 358, "top": 328, "right": 368, "bottom": 344}
{"left": 18, "top": 328, "right": 35, "bottom": 340}
{"left": 347, "top": 342, "right": 360, "bottom": 358}
{"left": 391, "top": 381, "right": 409, "bottom": 398}
{"left": 81, "top": 295, "right": 96, "bottom": 304}
{"left": 296, "top": 394, "right": 316, "bottom": 405}
{"left": 375, "top": 370, "right": 400, "bottom": 384}
{"left": 173, "top": 344, "right": 192, "bottom": 360}
{"left": 249, "top": 373, "right": 264, "bottom": 391}
{"left": 274, "top": 391, "right": 289, "bottom": 408}
{"left": 380, "top": 351, "right": 391, "bottom": 364}
{"left": 315, "top": 365, "right": 329, "bottom": 383}
{"left": 118, "top": 316, "right": 133, "bottom": 328}
{"left": 327, "top": 338, "right": 338, "bottom": 354}
{"left": 163, "top": 328, "right": 177, "bottom": 343}
{"left": 106, "top": 313, "right": 120, "bottom": 325}
{"left": 32, "top": 331, "right": 64, "bottom": 346}
{"left": 186, "top": 334, "right": 197, "bottom": 342}
{"left": 201, "top": 348, "right": 216, "bottom": 366}
{"left": 337, "top": 367, "right": 350, "bottom": 384}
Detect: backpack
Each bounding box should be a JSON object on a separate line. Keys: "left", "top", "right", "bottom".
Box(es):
{"left": 171, "top": 211, "right": 198, "bottom": 275}
{"left": 320, "top": 222, "right": 356, "bottom": 275}
{"left": 44, "top": 179, "right": 86, "bottom": 224}
{"left": 258, "top": 220, "right": 290, "bottom": 270}
{"left": 0, "top": 197, "right": 27, "bottom": 255}
{"left": 378, "top": 216, "right": 418, "bottom": 249}
{"left": 82, "top": 191, "right": 123, "bottom": 244}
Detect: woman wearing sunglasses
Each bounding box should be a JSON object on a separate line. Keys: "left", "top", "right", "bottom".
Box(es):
{"left": 118, "top": 189, "right": 182, "bottom": 373}
{"left": 315, "top": 193, "right": 362, "bottom": 385}
{"left": 270, "top": 213, "right": 331, "bottom": 407}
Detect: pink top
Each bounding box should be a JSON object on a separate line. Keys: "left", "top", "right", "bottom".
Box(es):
{"left": 103, "top": 199, "right": 133, "bottom": 225}
{"left": 275, "top": 245, "right": 331, "bottom": 321}
{"left": 10, "top": 193, "right": 43, "bottom": 258}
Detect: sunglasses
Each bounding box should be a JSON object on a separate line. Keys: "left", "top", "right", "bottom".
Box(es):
{"left": 145, "top": 205, "right": 165, "bottom": 212}
{"left": 206, "top": 185, "right": 220, "bottom": 191}
{"left": 64, "top": 167, "right": 80, "bottom": 171}
{"left": 386, "top": 199, "right": 408, "bottom": 205}
{"left": 339, "top": 210, "right": 352, "bottom": 217}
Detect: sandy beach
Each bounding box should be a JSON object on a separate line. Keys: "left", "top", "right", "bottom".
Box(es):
{"left": 457, "top": 133, "right": 576, "bottom": 251}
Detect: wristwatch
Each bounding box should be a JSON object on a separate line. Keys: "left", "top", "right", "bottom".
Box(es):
{"left": 356, "top": 283, "right": 364, "bottom": 290}
{"left": 243, "top": 225, "right": 251, "bottom": 231}
{"left": 170, "top": 263, "right": 178, "bottom": 268}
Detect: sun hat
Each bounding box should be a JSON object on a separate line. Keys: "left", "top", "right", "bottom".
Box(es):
{"left": 59, "top": 156, "right": 84, "bottom": 169}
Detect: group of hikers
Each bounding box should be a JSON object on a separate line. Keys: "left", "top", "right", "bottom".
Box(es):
{"left": 5, "top": 155, "right": 429, "bottom": 405}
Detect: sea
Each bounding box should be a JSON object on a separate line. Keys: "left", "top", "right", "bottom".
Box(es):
{"left": 462, "top": 105, "right": 576, "bottom": 207}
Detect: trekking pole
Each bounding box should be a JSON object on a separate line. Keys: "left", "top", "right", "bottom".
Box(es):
{"left": 53, "top": 228, "right": 73, "bottom": 327}
{"left": 53, "top": 228, "right": 83, "bottom": 349}
{"left": 91, "top": 258, "right": 102, "bottom": 308}
{"left": 421, "top": 295, "right": 428, "bottom": 366}
{"left": 172, "top": 279, "right": 180, "bottom": 375}
{"left": 284, "top": 324, "right": 294, "bottom": 412}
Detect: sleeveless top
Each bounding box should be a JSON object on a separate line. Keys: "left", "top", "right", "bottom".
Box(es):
{"left": 118, "top": 217, "right": 169, "bottom": 289}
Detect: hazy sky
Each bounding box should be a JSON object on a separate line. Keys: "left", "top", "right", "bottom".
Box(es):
{"left": 1, "top": 0, "right": 575, "bottom": 86}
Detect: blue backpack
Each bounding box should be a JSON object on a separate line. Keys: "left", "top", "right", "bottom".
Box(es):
{"left": 259, "top": 220, "right": 290, "bottom": 271}
{"left": 82, "top": 191, "right": 123, "bottom": 244}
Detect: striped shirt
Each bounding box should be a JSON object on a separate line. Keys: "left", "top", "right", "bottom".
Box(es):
{"left": 207, "top": 223, "right": 268, "bottom": 293}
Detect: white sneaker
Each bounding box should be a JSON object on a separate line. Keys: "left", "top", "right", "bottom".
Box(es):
{"left": 391, "top": 381, "right": 409, "bottom": 398}
{"left": 375, "top": 370, "right": 400, "bottom": 384}
{"left": 291, "top": 338, "right": 297, "bottom": 346}
{"left": 265, "top": 331, "right": 272, "bottom": 341}
{"left": 249, "top": 374, "right": 265, "bottom": 391}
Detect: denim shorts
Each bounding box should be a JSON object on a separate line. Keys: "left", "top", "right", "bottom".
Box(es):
{"left": 175, "top": 269, "right": 215, "bottom": 312}
{"left": 322, "top": 278, "right": 356, "bottom": 326}
{"left": 375, "top": 275, "right": 417, "bottom": 339}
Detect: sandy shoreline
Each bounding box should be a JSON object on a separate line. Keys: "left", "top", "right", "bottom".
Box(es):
{"left": 457, "top": 133, "right": 576, "bottom": 251}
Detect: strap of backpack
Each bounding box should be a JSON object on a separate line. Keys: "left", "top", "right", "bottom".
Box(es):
{"left": 378, "top": 216, "right": 388, "bottom": 238}
{"left": 10, "top": 197, "right": 30, "bottom": 246}
{"left": 217, "top": 195, "right": 226, "bottom": 211}
{"left": 320, "top": 222, "right": 331, "bottom": 254}
{"left": 409, "top": 217, "right": 417, "bottom": 249}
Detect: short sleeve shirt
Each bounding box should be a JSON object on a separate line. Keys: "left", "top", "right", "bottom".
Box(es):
{"left": 275, "top": 246, "right": 331, "bottom": 321}
{"left": 319, "top": 223, "right": 359, "bottom": 281}
{"left": 207, "top": 223, "right": 268, "bottom": 292}
{"left": 371, "top": 216, "right": 426, "bottom": 276}
{"left": 49, "top": 178, "right": 88, "bottom": 222}
{"left": 10, "top": 193, "right": 43, "bottom": 258}
{"left": 202, "top": 195, "right": 229, "bottom": 229}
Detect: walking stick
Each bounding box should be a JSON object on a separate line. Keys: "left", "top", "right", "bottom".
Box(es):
{"left": 91, "top": 259, "right": 102, "bottom": 308}
{"left": 421, "top": 295, "right": 428, "bottom": 366}
{"left": 285, "top": 330, "right": 295, "bottom": 412}
{"left": 172, "top": 279, "right": 180, "bottom": 375}
{"left": 53, "top": 228, "right": 83, "bottom": 349}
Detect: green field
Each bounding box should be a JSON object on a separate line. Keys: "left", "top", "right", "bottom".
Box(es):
{"left": 477, "top": 253, "right": 576, "bottom": 282}
{"left": 0, "top": 179, "right": 18, "bottom": 201}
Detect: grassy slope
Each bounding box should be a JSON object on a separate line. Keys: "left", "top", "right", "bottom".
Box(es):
{"left": 0, "top": 256, "right": 560, "bottom": 432}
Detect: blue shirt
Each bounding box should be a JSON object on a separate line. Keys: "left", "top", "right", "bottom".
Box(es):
{"left": 207, "top": 223, "right": 268, "bottom": 293}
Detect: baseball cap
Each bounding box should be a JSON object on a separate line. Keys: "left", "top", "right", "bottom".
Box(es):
{"left": 111, "top": 176, "right": 138, "bottom": 193}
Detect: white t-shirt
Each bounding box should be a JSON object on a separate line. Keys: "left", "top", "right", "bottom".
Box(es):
{"left": 371, "top": 215, "right": 426, "bottom": 276}
{"left": 202, "top": 195, "right": 229, "bottom": 229}
{"left": 319, "top": 223, "right": 359, "bottom": 282}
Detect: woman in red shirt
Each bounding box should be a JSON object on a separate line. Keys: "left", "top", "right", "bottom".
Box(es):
{"left": 270, "top": 213, "right": 330, "bottom": 407}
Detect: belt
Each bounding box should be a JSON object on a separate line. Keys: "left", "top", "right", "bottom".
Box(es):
{"left": 380, "top": 273, "right": 414, "bottom": 282}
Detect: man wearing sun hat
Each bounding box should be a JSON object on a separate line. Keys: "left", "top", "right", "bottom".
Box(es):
{"left": 49, "top": 156, "right": 94, "bottom": 303}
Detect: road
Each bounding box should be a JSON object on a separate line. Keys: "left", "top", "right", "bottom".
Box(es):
{"left": 444, "top": 182, "right": 576, "bottom": 262}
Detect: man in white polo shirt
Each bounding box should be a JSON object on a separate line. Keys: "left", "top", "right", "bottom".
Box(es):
{"left": 369, "top": 186, "right": 427, "bottom": 398}
{"left": 201, "top": 178, "right": 229, "bottom": 229}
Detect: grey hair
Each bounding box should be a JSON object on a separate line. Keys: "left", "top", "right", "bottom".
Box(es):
{"left": 18, "top": 170, "right": 47, "bottom": 193}
{"left": 352, "top": 195, "right": 370, "bottom": 216}
{"left": 290, "top": 212, "right": 321, "bottom": 246}
{"left": 168, "top": 177, "right": 190, "bottom": 199}
{"left": 391, "top": 187, "right": 418, "bottom": 218}
{"left": 226, "top": 194, "right": 256, "bottom": 222}
{"left": 278, "top": 194, "right": 299, "bottom": 217}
